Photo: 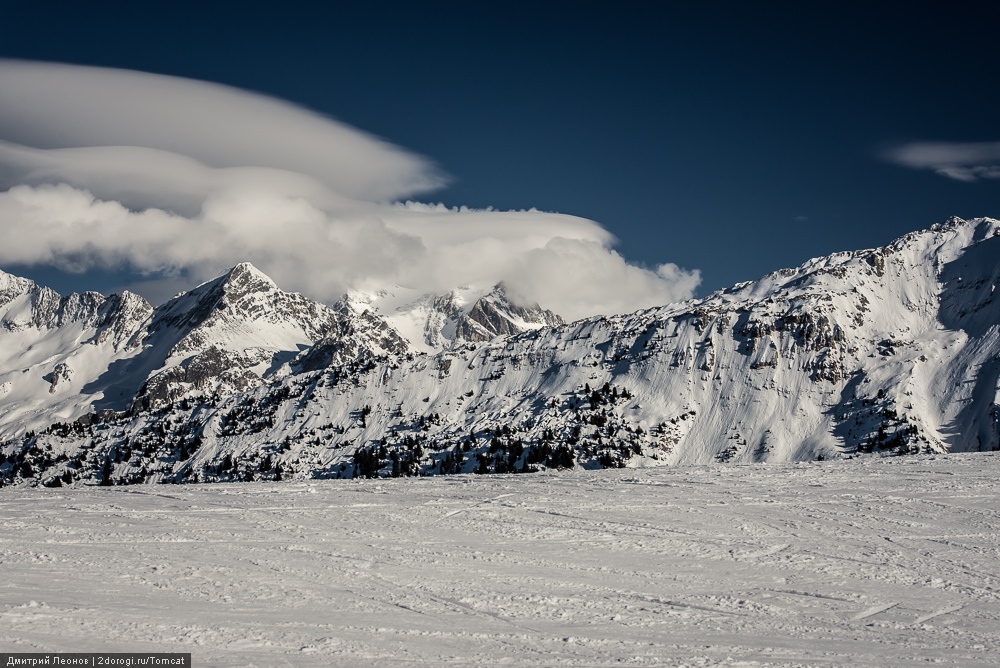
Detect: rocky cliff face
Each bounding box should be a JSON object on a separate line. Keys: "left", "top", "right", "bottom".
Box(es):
{"left": 1, "top": 217, "right": 998, "bottom": 487}
{"left": 454, "top": 284, "right": 564, "bottom": 342}
{"left": 0, "top": 270, "right": 151, "bottom": 340}
{"left": 129, "top": 262, "right": 411, "bottom": 413}
{"left": 347, "top": 281, "right": 566, "bottom": 352}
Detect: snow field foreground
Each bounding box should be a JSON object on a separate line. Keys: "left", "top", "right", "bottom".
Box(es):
{"left": 2, "top": 454, "right": 999, "bottom": 667}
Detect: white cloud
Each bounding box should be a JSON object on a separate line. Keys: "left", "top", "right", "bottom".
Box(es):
{"left": 0, "top": 60, "right": 699, "bottom": 320}
{"left": 882, "top": 141, "right": 1000, "bottom": 182}
{"left": 0, "top": 60, "right": 442, "bottom": 202}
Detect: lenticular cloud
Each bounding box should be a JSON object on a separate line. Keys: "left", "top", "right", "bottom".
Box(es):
{"left": 882, "top": 141, "right": 1000, "bottom": 183}
{"left": 0, "top": 60, "right": 441, "bottom": 203}
{"left": 0, "top": 60, "right": 699, "bottom": 320}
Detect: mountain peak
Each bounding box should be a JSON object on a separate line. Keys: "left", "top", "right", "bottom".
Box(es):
{"left": 0, "top": 268, "right": 38, "bottom": 309}
{"left": 454, "top": 283, "right": 564, "bottom": 342}
{"left": 226, "top": 261, "right": 272, "bottom": 280}
{"left": 219, "top": 262, "right": 277, "bottom": 298}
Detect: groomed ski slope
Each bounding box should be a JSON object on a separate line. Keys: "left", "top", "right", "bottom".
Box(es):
{"left": 2, "top": 453, "right": 999, "bottom": 666}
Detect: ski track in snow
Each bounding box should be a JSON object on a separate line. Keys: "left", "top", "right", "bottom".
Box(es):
{"left": 1, "top": 453, "right": 1000, "bottom": 667}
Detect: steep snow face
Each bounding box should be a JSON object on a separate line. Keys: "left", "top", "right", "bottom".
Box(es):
{"left": 932, "top": 222, "right": 1000, "bottom": 453}
{"left": 0, "top": 269, "right": 153, "bottom": 437}
{"left": 2, "top": 217, "right": 999, "bottom": 486}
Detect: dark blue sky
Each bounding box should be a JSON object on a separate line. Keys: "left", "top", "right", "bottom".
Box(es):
{"left": 1, "top": 2, "right": 998, "bottom": 297}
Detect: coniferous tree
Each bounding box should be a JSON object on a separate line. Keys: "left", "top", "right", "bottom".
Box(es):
{"left": 99, "top": 457, "right": 113, "bottom": 486}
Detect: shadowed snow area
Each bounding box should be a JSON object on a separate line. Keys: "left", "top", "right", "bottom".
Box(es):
{"left": 2, "top": 454, "right": 999, "bottom": 666}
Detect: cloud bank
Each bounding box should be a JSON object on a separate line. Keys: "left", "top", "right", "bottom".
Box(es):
{"left": 883, "top": 141, "right": 1000, "bottom": 182}
{"left": 0, "top": 60, "right": 699, "bottom": 320}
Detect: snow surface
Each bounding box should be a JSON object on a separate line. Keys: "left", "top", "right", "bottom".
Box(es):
{"left": 2, "top": 453, "right": 999, "bottom": 666}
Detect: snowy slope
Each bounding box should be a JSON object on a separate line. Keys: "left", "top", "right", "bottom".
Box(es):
{"left": 1, "top": 216, "right": 998, "bottom": 486}
{"left": 2, "top": 453, "right": 1000, "bottom": 666}
{"left": 0, "top": 269, "right": 152, "bottom": 436}
{"left": 0, "top": 262, "right": 409, "bottom": 439}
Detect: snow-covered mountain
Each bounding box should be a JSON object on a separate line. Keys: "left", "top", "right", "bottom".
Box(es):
{"left": 346, "top": 282, "right": 563, "bottom": 353}
{"left": 0, "top": 262, "right": 408, "bottom": 438}
{"left": 2, "top": 216, "right": 998, "bottom": 486}
{"left": 0, "top": 270, "right": 153, "bottom": 436}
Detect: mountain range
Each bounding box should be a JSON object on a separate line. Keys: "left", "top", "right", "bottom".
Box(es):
{"left": 1, "top": 216, "right": 997, "bottom": 486}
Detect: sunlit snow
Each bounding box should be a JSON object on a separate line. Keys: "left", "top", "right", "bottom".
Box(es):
{"left": 2, "top": 454, "right": 998, "bottom": 666}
